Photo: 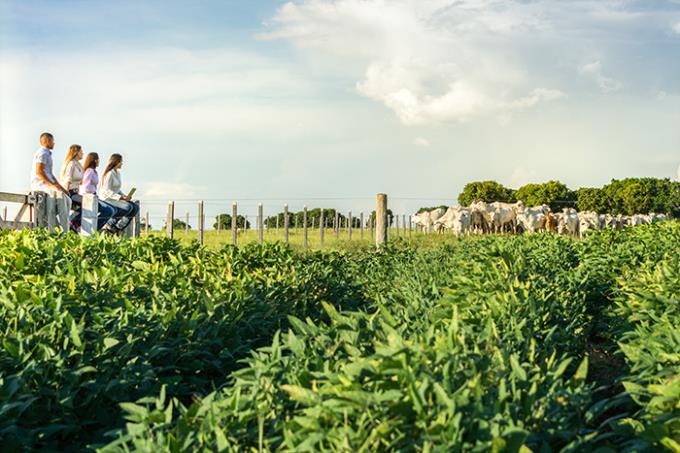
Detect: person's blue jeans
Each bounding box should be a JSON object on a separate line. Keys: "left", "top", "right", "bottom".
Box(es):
{"left": 97, "top": 201, "right": 116, "bottom": 230}
{"left": 68, "top": 191, "right": 82, "bottom": 231}
{"left": 104, "top": 199, "right": 139, "bottom": 230}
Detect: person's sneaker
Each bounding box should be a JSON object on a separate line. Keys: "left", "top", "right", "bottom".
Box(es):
{"left": 101, "top": 224, "right": 117, "bottom": 235}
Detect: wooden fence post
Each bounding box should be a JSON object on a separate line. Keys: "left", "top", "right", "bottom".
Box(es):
{"left": 43, "top": 192, "right": 60, "bottom": 232}
{"left": 32, "top": 192, "right": 46, "bottom": 229}
{"left": 360, "top": 212, "right": 364, "bottom": 240}
{"left": 51, "top": 192, "right": 69, "bottom": 232}
{"left": 348, "top": 211, "right": 352, "bottom": 240}
{"left": 166, "top": 201, "right": 175, "bottom": 238}
{"left": 376, "top": 193, "right": 387, "bottom": 247}
{"left": 320, "top": 208, "right": 325, "bottom": 247}
{"left": 335, "top": 211, "right": 340, "bottom": 240}
{"left": 80, "top": 194, "right": 98, "bottom": 237}
{"left": 231, "top": 202, "right": 237, "bottom": 246}
{"left": 185, "top": 212, "right": 189, "bottom": 234}
{"left": 303, "top": 205, "right": 308, "bottom": 249}
{"left": 131, "top": 201, "right": 141, "bottom": 237}
{"left": 408, "top": 215, "right": 412, "bottom": 236}
{"left": 258, "top": 203, "right": 264, "bottom": 244}
{"left": 197, "top": 201, "right": 204, "bottom": 245}
{"left": 283, "top": 204, "right": 289, "bottom": 244}
{"left": 396, "top": 213, "right": 400, "bottom": 237}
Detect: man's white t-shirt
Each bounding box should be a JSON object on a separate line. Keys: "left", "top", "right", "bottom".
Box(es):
{"left": 30, "top": 147, "right": 57, "bottom": 191}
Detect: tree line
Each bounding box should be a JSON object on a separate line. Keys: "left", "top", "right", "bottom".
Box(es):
{"left": 211, "top": 209, "right": 396, "bottom": 229}
{"left": 455, "top": 178, "right": 679, "bottom": 216}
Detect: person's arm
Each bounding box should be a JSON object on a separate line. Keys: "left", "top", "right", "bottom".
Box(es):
{"left": 36, "top": 162, "right": 68, "bottom": 195}
{"left": 116, "top": 172, "right": 129, "bottom": 200}
{"left": 61, "top": 161, "right": 75, "bottom": 190}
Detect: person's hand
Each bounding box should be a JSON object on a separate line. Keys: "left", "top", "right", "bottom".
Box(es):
{"left": 55, "top": 183, "right": 70, "bottom": 196}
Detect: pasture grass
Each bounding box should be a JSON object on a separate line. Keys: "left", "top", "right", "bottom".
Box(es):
{"left": 144, "top": 227, "right": 457, "bottom": 250}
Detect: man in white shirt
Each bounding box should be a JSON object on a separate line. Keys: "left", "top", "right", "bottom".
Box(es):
{"left": 30, "top": 132, "right": 72, "bottom": 230}
{"left": 31, "top": 132, "right": 69, "bottom": 194}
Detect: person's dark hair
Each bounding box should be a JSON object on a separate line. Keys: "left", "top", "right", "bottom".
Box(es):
{"left": 103, "top": 154, "right": 122, "bottom": 177}
{"left": 40, "top": 132, "right": 53, "bottom": 141}
{"left": 83, "top": 152, "right": 99, "bottom": 170}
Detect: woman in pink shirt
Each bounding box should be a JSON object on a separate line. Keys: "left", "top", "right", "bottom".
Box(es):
{"left": 79, "top": 153, "right": 116, "bottom": 231}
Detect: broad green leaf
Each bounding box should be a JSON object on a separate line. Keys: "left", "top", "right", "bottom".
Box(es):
{"left": 103, "top": 337, "right": 120, "bottom": 350}
{"left": 509, "top": 354, "right": 527, "bottom": 382}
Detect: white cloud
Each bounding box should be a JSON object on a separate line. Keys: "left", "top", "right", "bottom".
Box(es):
{"left": 579, "top": 61, "right": 623, "bottom": 93}
{"left": 673, "top": 21, "right": 680, "bottom": 34}
{"left": 507, "top": 88, "right": 567, "bottom": 109}
{"left": 0, "top": 47, "right": 353, "bottom": 146}
{"left": 263, "top": 0, "right": 567, "bottom": 125}
{"left": 413, "top": 137, "right": 431, "bottom": 147}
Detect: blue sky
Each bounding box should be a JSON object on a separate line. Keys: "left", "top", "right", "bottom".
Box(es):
{"left": 1, "top": 0, "right": 679, "bottom": 225}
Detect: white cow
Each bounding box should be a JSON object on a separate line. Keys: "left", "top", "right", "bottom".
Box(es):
{"left": 556, "top": 209, "right": 579, "bottom": 236}
{"left": 514, "top": 203, "right": 549, "bottom": 233}
{"left": 602, "top": 214, "right": 618, "bottom": 229}
{"left": 492, "top": 202, "right": 519, "bottom": 233}
{"left": 650, "top": 213, "right": 667, "bottom": 223}
{"left": 411, "top": 208, "right": 446, "bottom": 233}
{"left": 435, "top": 207, "right": 472, "bottom": 235}
{"left": 631, "top": 214, "right": 657, "bottom": 226}
{"left": 470, "top": 201, "right": 519, "bottom": 233}
{"left": 578, "top": 211, "right": 601, "bottom": 237}
{"left": 516, "top": 210, "right": 546, "bottom": 233}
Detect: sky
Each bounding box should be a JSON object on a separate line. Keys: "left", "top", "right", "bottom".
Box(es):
{"left": 1, "top": 0, "right": 679, "bottom": 226}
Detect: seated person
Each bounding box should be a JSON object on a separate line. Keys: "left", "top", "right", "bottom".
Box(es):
{"left": 79, "top": 152, "right": 116, "bottom": 231}
{"left": 99, "top": 153, "right": 138, "bottom": 234}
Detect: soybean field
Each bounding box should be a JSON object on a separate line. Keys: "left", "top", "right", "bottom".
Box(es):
{"left": 0, "top": 222, "right": 678, "bottom": 452}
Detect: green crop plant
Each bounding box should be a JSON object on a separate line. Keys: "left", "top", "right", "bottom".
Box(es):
{"left": 0, "top": 221, "right": 678, "bottom": 452}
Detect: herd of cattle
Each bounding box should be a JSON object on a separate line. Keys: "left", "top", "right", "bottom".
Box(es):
{"left": 411, "top": 201, "right": 669, "bottom": 237}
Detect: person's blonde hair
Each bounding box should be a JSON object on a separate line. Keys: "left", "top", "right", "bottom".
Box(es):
{"left": 64, "top": 144, "right": 82, "bottom": 164}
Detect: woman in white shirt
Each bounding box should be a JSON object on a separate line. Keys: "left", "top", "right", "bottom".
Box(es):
{"left": 59, "top": 144, "right": 84, "bottom": 231}
{"left": 99, "top": 153, "right": 138, "bottom": 233}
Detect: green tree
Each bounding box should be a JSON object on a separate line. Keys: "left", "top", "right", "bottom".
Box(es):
{"left": 574, "top": 178, "right": 678, "bottom": 215}
{"left": 165, "top": 218, "right": 190, "bottom": 231}
{"left": 213, "top": 214, "right": 250, "bottom": 229}
{"left": 575, "top": 188, "right": 608, "bottom": 213}
{"left": 457, "top": 181, "right": 516, "bottom": 206}
{"left": 515, "top": 180, "right": 576, "bottom": 211}
{"left": 416, "top": 205, "right": 448, "bottom": 214}
{"left": 604, "top": 178, "right": 678, "bottom": 215}
{"left": 264, "top": 209, "right": 347, "bottom": 229}
{"left": 369, "top": 209, "right": 395, "bottom": 226}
